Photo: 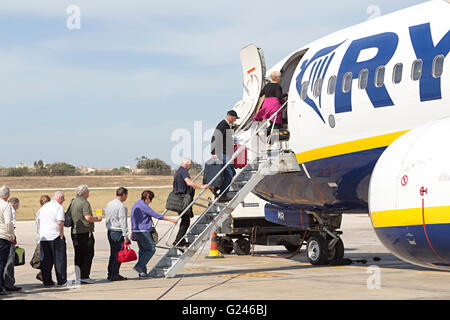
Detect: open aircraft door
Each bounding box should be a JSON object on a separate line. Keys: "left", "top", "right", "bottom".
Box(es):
{"left": 232, "top": 44, "right": 266, "bottom": 129}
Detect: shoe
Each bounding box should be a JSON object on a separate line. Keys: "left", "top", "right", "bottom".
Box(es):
{"left": 218, "top": 196, "right": 232, "bottom": 202}
{"left": 5, "top": 286, "right": 21, "bottom": 292}
{"left": 80, "top": 278, "right": 95, "bottom": 284}
{"left": 56, "top": 282, "right": 67, "bottom": 287}
{"left": 43, "top": 281, "right": 55, "bottom": 288}
{"left": 0, "top": 287, "right": 9, "bottom": 295}
{"left": 133, "top": 266, "right": 144, "bottom": 275}
{"left": 109, "top": 275, "right": 127, "bottom": 281}
{"left": 138, "top": 272, "right": 151, "bottom": 278}
{"left": 208, "top": 186, "right": 219, "bottom": 196}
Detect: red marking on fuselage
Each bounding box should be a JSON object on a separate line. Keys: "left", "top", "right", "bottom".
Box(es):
{"left": 422, "top": 198, "right": 450, "bottom": 266}
{"left": 401, "top": 175, "right": 408, "bottom": 186}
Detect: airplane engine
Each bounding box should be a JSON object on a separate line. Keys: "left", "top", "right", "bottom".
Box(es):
{"left": 369, "top": 117, "right": 450, "bottom": 270}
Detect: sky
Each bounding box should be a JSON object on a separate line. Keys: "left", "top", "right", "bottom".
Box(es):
{"left": 0, "top": 0, "right": 427, "bottom": 169}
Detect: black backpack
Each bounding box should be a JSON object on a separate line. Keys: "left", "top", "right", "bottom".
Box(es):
{"left": 64, "top": 199, "right": 74, "bottom": 228}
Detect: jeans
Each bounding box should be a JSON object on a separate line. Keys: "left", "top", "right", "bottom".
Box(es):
{"left": 0, "top": 239, "right": 11, "bottom": 289}
{"left": 107, "top": 230, "right": 124, "bottom": 278}
{"left": 133, "top": 231, "right": 155, "bottom": 274}
{"left": 219, "top": 153, "right": 236, "bottom": 197}
{"left": 3, "top": 242, "right": 15, "bottom": 287}
{"left": 71, "top": 232, "right": 95, "bottom": 280}
{"left": 40, "top": 237, "right": 67, "bottom": 286}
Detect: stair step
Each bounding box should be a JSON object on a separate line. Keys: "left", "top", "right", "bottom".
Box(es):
{"left": 148, "top": 153, "right": 269, "bottom": 278}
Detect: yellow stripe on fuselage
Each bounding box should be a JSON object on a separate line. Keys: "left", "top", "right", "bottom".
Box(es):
{"left": 371, "top": 206, "right": 450, "bottom": 228}
{"left": 296, "top": 130, "right": 409, "bottom": 164}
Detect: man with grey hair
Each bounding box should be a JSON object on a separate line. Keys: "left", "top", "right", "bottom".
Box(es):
{"left": 172, "top": 158, "right": 208, "bottom": 248}
{"left": 39, "top": 191, "right": 67, "bottom": 287}
{"left": 0, "top": 186, "right": 14, "bottom": 295}
{"left": 70, "top": 185, "right": 102, "bottom": 284}
{"left": 3, "top": 197, "right": 21, "bottom": 292}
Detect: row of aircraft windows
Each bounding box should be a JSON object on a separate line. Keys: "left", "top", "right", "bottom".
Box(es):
{"left": 300, "top": 55, "right": 446, "bottom": 100}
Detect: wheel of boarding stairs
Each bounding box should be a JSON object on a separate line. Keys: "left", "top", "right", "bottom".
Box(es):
{"left": 218, "top": 236, "right": 234, "bottom": 254}
{"left": 233, "top": 236, "right": 251, "bottom": 255}
{"left": 327, "top": 237, "right": 344, "bottom": 263}
{"left": 306, "top": 235, "right": 329, "bottom": 265}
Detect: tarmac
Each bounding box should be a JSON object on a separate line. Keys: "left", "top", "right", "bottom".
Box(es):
{"left": 3, "top": 213, "right": 450, "bottom": 300}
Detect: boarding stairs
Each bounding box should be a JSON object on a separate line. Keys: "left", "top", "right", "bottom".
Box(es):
{"left": 149, "top": 102, "right": 299, "bottom": 278}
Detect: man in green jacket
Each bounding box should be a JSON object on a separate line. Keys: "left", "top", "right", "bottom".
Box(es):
{"left": 70, "top": 185, "right": 102, "bottom": 284}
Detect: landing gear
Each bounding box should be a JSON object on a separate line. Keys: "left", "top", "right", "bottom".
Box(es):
{"left": 306, "top": 235, "right": 329, "bottom": 265}
{"left": 305, "top": 212, "right": 345, "bottom": 265}
{"left": 306, "top": 234, "right": 345, "bottom": 265}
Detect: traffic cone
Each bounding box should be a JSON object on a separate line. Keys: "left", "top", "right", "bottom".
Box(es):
{"left": 205, "top": 231, "right": 224, "bottom": 259}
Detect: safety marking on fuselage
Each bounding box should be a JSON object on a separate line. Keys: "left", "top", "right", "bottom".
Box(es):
{"left": 421, "top": 198, "right": 450, "bottom": 266}
{"left": 371, "top": 205, "right": 450, "bottom": 228}
{"left": 296, "top": 130, "right": 409, "bottom": 164}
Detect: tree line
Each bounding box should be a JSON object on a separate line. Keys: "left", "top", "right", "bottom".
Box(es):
{"left": 0, "top": 157, "right": 202, "bottom": 177}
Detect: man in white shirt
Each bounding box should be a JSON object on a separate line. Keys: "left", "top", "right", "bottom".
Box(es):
{"left": 3, "top": 198, "right": 20, "bottom": 292}
{"left": 0, "top": 185, "right": 14, "bottom": 295}
{"left": 39, "top": 191, "right": 67, "bottom": 287}
{"left": 105, "top": 187, "right": 129, "bottom": 281}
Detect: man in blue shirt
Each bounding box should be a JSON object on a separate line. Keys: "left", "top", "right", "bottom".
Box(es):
{"left": 172, "top": 158, "right": 208, "bottom": 248}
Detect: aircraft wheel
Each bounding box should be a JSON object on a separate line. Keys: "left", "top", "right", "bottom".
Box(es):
{"left": 306, "top": 235, "right": 329, "bottom": 265}
{"left": 233, "top": 237, "right": 251, "bottom": 255}
{"left": 328, "top": 238, "right": 344, "bottom": 262}
{"left": 218, "top": 236, "right": 234, "bottom": 254}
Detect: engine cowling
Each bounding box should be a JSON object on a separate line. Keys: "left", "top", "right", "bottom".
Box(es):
{"left": 369, "top": 117, "right": 450, "bottom": 270}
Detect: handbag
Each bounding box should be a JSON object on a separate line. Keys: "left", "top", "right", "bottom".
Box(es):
{"left": 150, "top": 227, "right": 159, "bottom": 243}
{"left": 15, "top": 246, "right": 25, "bottom": 266}
{"left": 116, "top": 242, "right": 137, "bottom": 263}
{"left": 30, "top": 244, "right": 41, "bottom": 269}
{"left": 166, "top": 191, "right": 192, "bottom": 214}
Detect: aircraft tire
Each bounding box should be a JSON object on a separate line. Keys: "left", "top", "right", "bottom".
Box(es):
{"left": 328, "top": 238, "right": 345, "bottom": 262}
{"left": 306, "top": 235, "right": 329, "bottom": 265}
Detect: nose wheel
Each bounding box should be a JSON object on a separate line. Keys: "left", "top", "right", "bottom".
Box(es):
{"left": 306, "top": 234, "right": 344, "bottom": 265}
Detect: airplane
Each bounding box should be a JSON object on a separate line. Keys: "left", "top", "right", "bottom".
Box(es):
{"left": 227, "top": 0, "right": 450, "bottom": 270}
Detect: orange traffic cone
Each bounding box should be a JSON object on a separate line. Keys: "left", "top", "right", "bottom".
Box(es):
{"left": 205, "top": 231, "right": 224, "bottom": 259}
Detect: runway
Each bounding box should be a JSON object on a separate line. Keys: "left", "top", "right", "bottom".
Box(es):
{"left": 3, "top": 214, "right": 450, "bottom": 300}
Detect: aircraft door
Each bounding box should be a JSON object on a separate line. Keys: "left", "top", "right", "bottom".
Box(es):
{"left": 232, "top": 44, "right": 266, "bottom": 129}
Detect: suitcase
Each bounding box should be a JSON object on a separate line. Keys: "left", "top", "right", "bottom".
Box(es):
{"left": 234, "top": 144, "right": 247, "bottom": 169}
{"left": 203, "top": 158, "right": 223, "bottom": 187}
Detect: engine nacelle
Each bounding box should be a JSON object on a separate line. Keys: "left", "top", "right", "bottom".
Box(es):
{"left": 369, "top": 117, "right": 450, "bottom": 270}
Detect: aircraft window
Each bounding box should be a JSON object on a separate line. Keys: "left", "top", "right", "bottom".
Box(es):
{"left": 358, "top": 69, "right": 369, "bottom": 90}
{"left": 392, "top": 63, "right": 403, "bottom": 84}
{"left": 313, "top": 78, "right": 323, "bottom": 98}
{"left": 432, "top": 55, "right": 445, "bottom": 78}
{"left": 375, "top": 66, "right": 385, "bottom": 88}
{"left": 300, "top": 81, "right": 309, "bottom": 100}
{"left": 342, "top": 72, "right": 352, "bottom": 93}
{"left": 327, "top": 75, "right": 336, "bottom": 95}
{"left": 411, "top": 59, "right": 423, "bottom": 81}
